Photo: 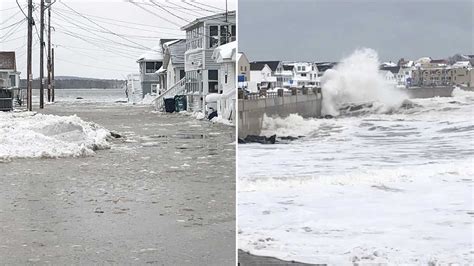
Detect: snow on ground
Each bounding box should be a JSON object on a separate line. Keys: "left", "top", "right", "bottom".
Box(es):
{"left": 0, "top": 112, "right": 111, "bottom": 161}
{"left": 139, "top": 93, "right": 157, "bottom": 105}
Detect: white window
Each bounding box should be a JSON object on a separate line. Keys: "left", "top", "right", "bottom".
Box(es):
{"left": 151, "top": 84, "right": 159, "bottom": 94}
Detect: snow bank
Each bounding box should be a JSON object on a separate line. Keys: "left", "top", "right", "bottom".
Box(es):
{"left": 139, "top": 93, "right": 157, "bottom": 105}
{"left": 0, "top": 112, "right": 111, "bottom": 160}
{"left": 211, "top": 116, "right": 234, "bottom": 126}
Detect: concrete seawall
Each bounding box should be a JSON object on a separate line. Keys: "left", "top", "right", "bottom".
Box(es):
{"left": 238, "top": 86, "right": 473, "bottom": 138}
{"left": 238, "top": 93, "right": 322, "bottom": 137}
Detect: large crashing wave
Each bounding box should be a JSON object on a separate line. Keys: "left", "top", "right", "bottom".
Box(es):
{"left": 321, "top": 48, "right": 407, "bottom": 116}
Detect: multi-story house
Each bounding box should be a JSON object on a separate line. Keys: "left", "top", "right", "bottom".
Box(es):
{"left": 181, "top": 11, "right": 236, "bottom": 112}
{"left": 412, "top": 59, "right": 452, "bottom": 87}
{"left": 0, "top": 51, "right": 20, "bottom": 89}
{"left": 451, "top": 61, "right": 473, "bottom": 87}
{"left": 274, "top": 62, "right": 294, "bottom": 88}
{"left": 212, "top": 41, "right": 236, "bottom": 121}
{"left": 249, "top": 62, "right": 277, "bottom": 90}
{"left": 160, "top": 39, "right": 186, "bottom": 94}
{"left": 136, "top": 45, "right": 164, "bottom": 97}
{"left": 237, "top": 52, "right": 250, "bottom": 84}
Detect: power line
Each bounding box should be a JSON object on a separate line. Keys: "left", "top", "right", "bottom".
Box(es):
{"left": 60, "top": 1, "right": 156, "bottom": 51}
{"left": 52, "top": 10, "right": 155, "bottom": 51}
{"left": 126, "top": 0, "right": 184, "bottom": 28}
{"left": 192, "top": 0, "right": 226, "bottom": 11}
{"left": 15, "top": 1, "right": 28, "bottom": 19}
{"left": 0, "top": 18, "right": 27, "bottom": 41}
{"left": 181, "top": 0, "right": 224, "bottom": 13}
{"left": 53, "top": 7, "right": 182, "bottom": 32}
{"left": 150, "top": 0, "right": 190, "bottom": 23}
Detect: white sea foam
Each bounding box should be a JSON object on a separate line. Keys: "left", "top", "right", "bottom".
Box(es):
{"left": 0, "top": 112, "right": 111, "bottom": 160}
{"left": 321, "top": 48, "right": 407, "bottom": 116}
{"left": 239, "top": 92, "right": 474, "bottom": 264}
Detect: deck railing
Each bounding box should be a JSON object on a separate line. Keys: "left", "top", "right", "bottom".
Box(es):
{"left": 152, "top": 77, "right": 186, "bottom": 111}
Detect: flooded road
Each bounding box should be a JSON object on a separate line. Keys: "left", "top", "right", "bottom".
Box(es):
{"left": 0, "top": 102, "right": 235, "bottom": 265}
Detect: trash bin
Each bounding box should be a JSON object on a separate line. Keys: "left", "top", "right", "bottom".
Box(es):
{"left": 0, "top": 89, "right": 13, "bottom": 111}
{"left": 164, "top": 98, "right": 176, "bottom": 113}
{"left": 174, "top": 95, "right": 187, "bottom": 112}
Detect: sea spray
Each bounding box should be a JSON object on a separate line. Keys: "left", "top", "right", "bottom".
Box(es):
{"left": 321, "top": 48, "right": 407, "bottom": 116}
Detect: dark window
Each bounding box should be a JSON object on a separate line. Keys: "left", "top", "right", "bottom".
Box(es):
{"left": 225, "top": 74, "right": 228, "bottom": 84}
{"left": 9, "top": 75, "right": 15, "bottom": 86}
{"left": 220, "top": 25, "right": 228, "bottom": 45}
{"left": 231, "top": 25, "right": 236, "bottom": 41}
{"left": 208, "top": 69, "right": 218, "bottom": 80}
{"left": 209, "top": 26, "right": 219, "bottom": 48}
{"left": 145, "top": 62, "right": 162, "bottom": 74}
{"left": 208, "top": 70, "right": 218, "bottom": 93}
{"left": 301, "top": 73, "right": 306, "bottom": 77}
{"left": 180, "top": 70, "right": 185, "bottom": 79}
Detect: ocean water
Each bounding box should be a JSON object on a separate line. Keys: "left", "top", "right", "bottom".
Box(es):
{"left": 238, "top": 89, "right": 474, "bottom": 264}
{"left": 30, "top": 88, "right": 127, "bottom": 104}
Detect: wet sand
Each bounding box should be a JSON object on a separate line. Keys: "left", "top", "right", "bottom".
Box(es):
{"left": 0, "top": 102, "right": 235, "bottom": 265}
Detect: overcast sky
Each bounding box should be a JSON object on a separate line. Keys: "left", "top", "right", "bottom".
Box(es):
{"left": 0, "top": 0, "right": 235, "bottom": 79}
{"left": 239, "top": 0, "right": 473, "bottom": 63}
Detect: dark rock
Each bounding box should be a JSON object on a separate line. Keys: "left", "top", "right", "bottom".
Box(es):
{"left": 76, "top": 97, "right": 83, "bottom": 99}
{"left": 279, "top": 136, "right": 299, "bottom": 141}
{"left": 110, "top": 132, "right": 122, "bottom": 138}
{"left": 243, "top": 135, "right": 276, "bottom": 144}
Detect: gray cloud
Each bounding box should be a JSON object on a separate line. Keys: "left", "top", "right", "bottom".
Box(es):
{"left": 238, "top": 0, "right": 473, "bottom": 62}
{"left": 1, "top": 0, "right": 235, "bottom": 79}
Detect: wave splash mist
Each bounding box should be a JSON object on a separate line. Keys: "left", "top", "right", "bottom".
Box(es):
{"left": 321, "top": 48, "right": 407, "bottom": 116}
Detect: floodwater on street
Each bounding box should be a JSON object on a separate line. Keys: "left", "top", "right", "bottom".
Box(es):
{"left": 0, "top": 100, "right": 235, "bottom": 265}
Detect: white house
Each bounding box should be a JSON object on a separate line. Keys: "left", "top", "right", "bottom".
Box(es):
{"left": 0, "top": 52, "right": 20, "bottom": 89}
{"left": 136, "top": 45, "right": 164, "bottom": 97}
{"left": 291, "top": 62, "right": 319, "bottom": 87}
{"left": 211, "top": 41, "right": 236, "bottom": 122}
{"left": 274, "top": 63, "right": 294, "bottom": 88}
{"left": 237, "top": 52, "right": 250, "bottom": 89}
{"left": 249, "top": 63, "right": 276, "bottom": 91}
{"left": 181, "top": 11, "right": 236, "bottom": 113}
{"left": 161, "top": 39, "right": 186, "bottom": 93}
{"left": 125, "top": 73, "right": 141, "bottom": 103}
{"left": 380, "top": 69, "right": 397, "bottom": 86}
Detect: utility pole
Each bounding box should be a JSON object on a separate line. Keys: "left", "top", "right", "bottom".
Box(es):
{"left": 47, "top": 2, "right": 51, "bottom": 102}
{"left": 27, "top": 0, "right": 33, "bottom": 111}
{"left": 39, "top": 0, "right": 45, "bottom": 109}
{"left": 51, "top": 47, "right": 55, "bottom": 102}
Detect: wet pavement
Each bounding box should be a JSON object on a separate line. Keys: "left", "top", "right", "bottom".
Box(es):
{"left": 0, "top": 102, "right": 235, "bottom": 265}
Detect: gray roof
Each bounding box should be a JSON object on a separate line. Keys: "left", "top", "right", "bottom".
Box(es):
{"left": 166, "top": 39, "right": 186, "bottom": 65}
{"left": 181, "top": 11, "right": 236, "bottom": 30}
{"left": 0, "top": 52, "right": 16, "bottom": 70}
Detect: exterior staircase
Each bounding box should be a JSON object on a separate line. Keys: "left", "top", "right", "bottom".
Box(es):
{"left": 153, "top": 77, "right": 186, "bottom": 111}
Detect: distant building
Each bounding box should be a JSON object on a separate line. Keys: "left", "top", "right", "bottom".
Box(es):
{"left": 136, "top": 46, "right": 164, "bottom": 97}
{"left": 181, "top": 11, "right": 236, "bottom": 113}
{"left": 451, "top": 61, "right": 473, "bottom": 87}
{"left": 249, "top": 62, "right": 277, "bottom": 90}
{"left": 274, "top": 63, "right": 294, "bottom": 88}
{"left": 0, "top": 51, "right": 20, "bottom": 89}
{"left": 412, "top": 58, "right": 452, "bottom": 87}
{"left": 212, "top": 41, "right": 236, "bottom": 121}
{"left": 161, "top": 39, "right": 186, "bottom": 93}
{"left": 315, "top": 62, "right": 338, "bottom": 77}
{"left": 237, "top": 52, "right": 250, "bottom": 84}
